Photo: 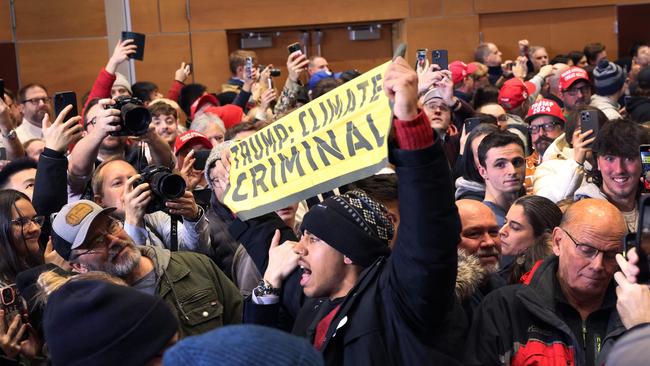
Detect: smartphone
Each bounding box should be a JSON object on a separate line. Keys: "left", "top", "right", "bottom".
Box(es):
{"left": 187, "top": 63, "right": 193, "bottom": 73}
{"left": 642, "top": 145, "right": 650, "bottom": 192}
{"left": 0, "top": 285, "right": 28, "bottom": 327}
{"left": 624, "top": 95, "right": 632, "bottom": 110}
{"left": 193, "top": 149, "right": 211, "bottom": 171}
{"left": 520, "top": 45, "right": 529, "bottom": 57}
{"left": 0, "top": 147, "right": 6, "bottom": 161}
{"left": 580, "top": 110, "right": 599, "bottom": 148}
{"left": 431, "top": 49, "right": 449, "bottom": 70}
{"left": 415, "top": 48, "right": 427, "bottom": 69}
{"left": 0, "top": 79, "right": 4, "bottom": 100}
{"left": 287, "top": 42, "right": 302, "bottom": 55}
{"left": 53, "top": 91, "right": 78, "bottom": 118}
{"left": 121, "top": 31, "right": 146, "bottom": 61}
{"left": 245, "top": 57, "right": 254, "bottom": 80}
{"left": 464, "top": 117, "right": 482, "bottom": 133}
{"left": 635, "top": 194, "right": 650, "bottom": 283}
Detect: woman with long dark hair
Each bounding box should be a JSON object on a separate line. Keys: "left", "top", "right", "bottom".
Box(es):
{"left": 499, "top": 195, "right": 563, "bottom": 284}
{"left": 0, "top": 190, "right": 44, "bottom": 285}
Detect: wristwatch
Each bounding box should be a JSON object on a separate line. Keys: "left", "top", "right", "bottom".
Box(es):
{"left": 253, "top": 280, "right": 280, "bottom": 297}
{"left": 2, "top": 129, "right": 16, "bottom": 140}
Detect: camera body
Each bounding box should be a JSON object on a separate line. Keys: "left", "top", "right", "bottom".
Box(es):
{"left": 106, "top": 96, "right": 152, "bottom": 136}
{"left": 134, "top": 165, "right": 187, "bottom": 214}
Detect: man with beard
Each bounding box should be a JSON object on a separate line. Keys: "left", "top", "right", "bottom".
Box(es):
{"left": 51, "top": 199, "right": 243, "bottom": 337}
{"left": 560, "top": 66, "right": 592, "bottom": 116}
{"left": 67, "top": 98, "right": 174, "bottom": 200}
{"left": 477, "top": 131, "right": 526, "bottom": 227}
{"left": 575, "top": 119, "right": 650, "bottom": 232}
{"left": 524, "top": 99, "right": 566, "bottom": 193}
{"left": 455, "top": 199, "right": 504, "bottom": 321}
{"left": 16, "top": 84, "right": 51, "bottom": 142}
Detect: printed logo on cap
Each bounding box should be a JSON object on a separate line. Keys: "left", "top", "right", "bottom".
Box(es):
{"left": 531, "top": 100, "right": 553, "bottom": 114}
{"left": 66, "top": 203, "right": 93, "bottom": 226}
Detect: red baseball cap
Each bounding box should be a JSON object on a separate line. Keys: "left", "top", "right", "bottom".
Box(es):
{"left": 449, "top": 61, "right": 478, "bottom": 85}
{"left": 174, "top": 130, "right": 213, "bottom": 155}
{"left": 559, "top": 67, "right": 590, "bottom": 92}
{"left": 203, "top": 104, "right": 244, "bottom": 129}
{"left": 190, "top": 94, "right": 220, "bottom": 120}
{"left": 525, "top": 98, "right": 566, "bottom": 124}
{"left": 498, "top": 78, "right": 528, "bottom": 110}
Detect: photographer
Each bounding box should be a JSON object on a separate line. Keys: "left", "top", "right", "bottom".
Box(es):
{"left": 91, "top": 158, "right": 210, "bottom": 254}
{"left": 68, "top": 98, "right": 174, "bottom": 200}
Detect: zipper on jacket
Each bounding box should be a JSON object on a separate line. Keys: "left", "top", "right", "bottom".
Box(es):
{"left": 581, "top": 321, "right": 587, "bottom": 349}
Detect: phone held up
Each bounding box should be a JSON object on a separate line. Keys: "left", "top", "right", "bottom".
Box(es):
{"left": 54, "top": 91, "right": 78, "bottom": 118}
{"left": 431, "top": 49, "right": 448, "bottom": 70}
{"left": 580, "top": 110, "right": 599, "bottom": 148}
{"left": 624, "top": 194, "right": 650, "bottom": 284}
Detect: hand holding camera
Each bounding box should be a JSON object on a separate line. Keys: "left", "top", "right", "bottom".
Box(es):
{"left": 133, "top": 166, "right": 186, "bottom": 215}
{"left": 42, "top": 104, "right": 83, "bottom": 152}
{"left": 178, "top": 149, "right": 203, "bottom": 191}
{"left": 124, "top": 174, "right": 153, "bottom": 227}
{"left": 259, "top": 88, "right": 277, "bottom": 112}
{"left": 89, "top": 99, "right": 122, "bottom": 140}
{"left": 165, "top": 191, "right": 200, "bottom": 221}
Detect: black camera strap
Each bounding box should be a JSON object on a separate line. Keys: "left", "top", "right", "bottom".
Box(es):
{"left": 170, "top": 215, "right": 178, "bottom": 251}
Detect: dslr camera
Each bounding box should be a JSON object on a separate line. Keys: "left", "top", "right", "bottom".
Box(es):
{"left": 134, "top": 165, "right": 187, "bottom": 214}
{"left": 106, "top": 96, "right": 152, "bottom": 136}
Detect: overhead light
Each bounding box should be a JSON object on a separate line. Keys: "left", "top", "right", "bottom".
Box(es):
{"left": 240, "top": 32, "right": 277, "bottom": 49}
{"left": 348, "top": 24, "right": 381, "bottom": 41}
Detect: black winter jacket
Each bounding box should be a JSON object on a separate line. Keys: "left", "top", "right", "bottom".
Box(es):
{"left": 466, "top": 257, "right": 627, "bottom": 366}
{"left": 232, "top": 136, "right": 464, "bottom": 365}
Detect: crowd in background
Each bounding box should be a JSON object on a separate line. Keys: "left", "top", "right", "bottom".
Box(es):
{"left": 0, "top": 35, "right": 649, "bottom": 365}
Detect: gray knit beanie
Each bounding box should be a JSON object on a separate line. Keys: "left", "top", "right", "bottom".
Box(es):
{"left": 593, "top": 60, "right": 626, "bottom": 96}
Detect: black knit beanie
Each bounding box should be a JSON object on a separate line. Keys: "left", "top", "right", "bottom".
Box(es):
{"left": 300, "top": 189, "right": 393, "bottom": 267}
{"left": 43, "top": 280, "right": 178, "bottom": 366}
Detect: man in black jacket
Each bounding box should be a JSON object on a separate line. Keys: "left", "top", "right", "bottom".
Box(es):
{"left": 229, "top": 56, "right": 463, "bottom": 365}
{"left": 466, "top": 198, "right": 629, "bottom": 366}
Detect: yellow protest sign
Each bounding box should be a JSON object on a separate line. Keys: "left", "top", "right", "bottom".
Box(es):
{"left": 223, "top": 61, "right": 392, "bottom": 220}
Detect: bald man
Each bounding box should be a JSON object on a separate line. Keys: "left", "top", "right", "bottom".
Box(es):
{"left": 467, "top": 199, "right": 629, "bottom": 366}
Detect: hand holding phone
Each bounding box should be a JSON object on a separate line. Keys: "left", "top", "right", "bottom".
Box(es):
{"left": 287, "top": 42, "right": 302, "bottom": 55}
{"left": 121, "top": 31, "right": 146, "bottom": 61}
{"left": 431, "top": 49, "right": 448, "bottom": 70}
{"left": 54, "top": 91, "right": 78, "bottom": 118}
{"left": 580, "top": 110, "right": 599, "bottom": 148}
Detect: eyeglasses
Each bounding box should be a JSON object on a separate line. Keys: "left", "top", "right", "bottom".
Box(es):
{"left": 563, "top": 85, "right": 591, "bottom": 97}
{"left": 529, "top": 121, "right": 560, "bottom": 134}
{"left": 75, "top": 219, "right": 123, "bottom": 257}
{"left": 22, "top": 97, "right": 51, "bottom": 105}
{"left": 423, "top": 101, "right": 450, "bottom": 112}
{"left": 561, "top": 228, "right": 618, "bottom": 262}
{"left": 11, "top": 215, "right": 44, "bottom": 228}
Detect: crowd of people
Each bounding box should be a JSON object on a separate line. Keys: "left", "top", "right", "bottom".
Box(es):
{"left": 0, "top": 35, "right": 649, "bottom": 365}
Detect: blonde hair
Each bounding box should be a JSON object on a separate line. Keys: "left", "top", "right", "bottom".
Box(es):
{"left": 36, "top": 270, "right": 126, "bottom": 305}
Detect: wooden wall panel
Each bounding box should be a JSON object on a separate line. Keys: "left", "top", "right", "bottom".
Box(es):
{"left": 189, "top": 0, "right": 408, "bottom": 31}
{"left": 479, "top": 6, "right": 617, "bottom": 62}
{"left": 14, "top": 0, "right": 106, "bottom": 40}
{"left": 190, "top": 31, "right": 230, "bottom": 92}
{"left": 160, "top": 0, "right": 189, "bottom": 33}
{"left": 320, "top": 26, "right": 393, "bottom": 74}
{"left": 134, "top": 34, "right": 191, "bottom": 91}
{"left": 410, "top": 0, "right": 442, "bottom": 18}
{"left": 0, "top": 0, "right": 12, "bottom": 42}
{"left": 130, "top": 0, "right": 160, "bottom": 34}
{"left": 475, "top": 0, "right": 650, "bottom": 14}
{"left": 404, "top": 16, "right": 480, "bottom": 65}
{"left": 443, "top": 0, "right": 475, "bottom": 16}
{"left": 18, "top": 39, "right": 108, "bottom": 98}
